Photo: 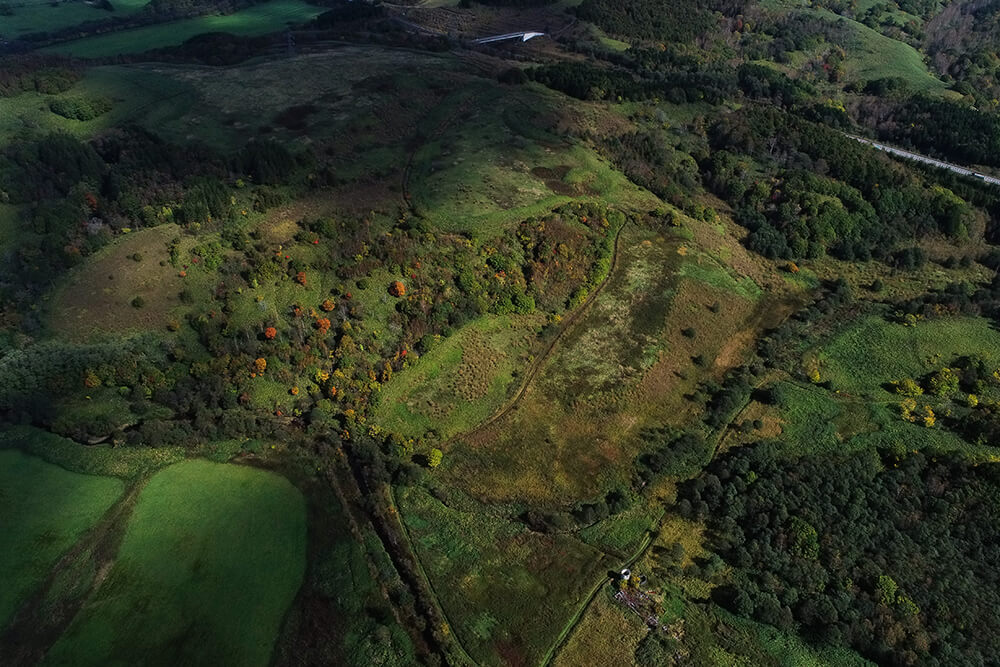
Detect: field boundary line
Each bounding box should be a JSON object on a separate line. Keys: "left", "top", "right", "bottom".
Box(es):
{"left": 387, "top": 486, "right": 480, "bottom": 667}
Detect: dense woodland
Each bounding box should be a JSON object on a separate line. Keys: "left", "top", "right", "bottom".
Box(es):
{"left": 681, "top": 447, "right": 1000, "bottom": 666}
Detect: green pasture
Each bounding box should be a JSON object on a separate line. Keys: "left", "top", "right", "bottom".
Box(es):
{"left": 769, "top": 377, "right": 999, "bottom": 461}
{"left": 409, "top": 83, "right": 657, "bottom": 239}
{"left": 44, "top": 459, "right": 306, "bottom": 667}
{"left": 577, "top": 503, "right": 660, "bottom": 558}
{"left": 398, "top": 485, "right": 613, "bottom": 666}
{"left": 0, "top": 449, "right": 123, "bottom": 626}
{"left": 373, "top": 314, "right": 541, "bottom": 440}
{"left": 757, "top": 1, "right": 944, "bottom": 93}
{"left": 0, "top": 426, "right": 186, "bottom": 480}
{"left": 41, "top": 0, "right": 324, "bottom": 58}
{"left": 0, "top": 66, "right": 195, "bottom": 147}
{"left": 797, "top": 7, "right": 944, "bottom": 93}
{"left": 0, "top": 0, "right": 148, "bottom": 39}
{"left": 818, "top": 315, "right": 1000, "bottom": 395}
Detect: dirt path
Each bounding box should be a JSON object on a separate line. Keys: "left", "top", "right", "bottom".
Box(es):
{"left": 445, "top": 220, "right": 628, "bottom": 447}
{"left": 541, "top": 515, "right": 660, "bottom": 667}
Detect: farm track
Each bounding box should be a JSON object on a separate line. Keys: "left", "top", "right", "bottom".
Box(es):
{"left": 541, "top": 525, "right": 658, "bottom": 667}
{"left": 445, "top": 220, "right": 628, "bottom": 447}
{"left": 0, "top": 477, "right": 146, "bottom": 666}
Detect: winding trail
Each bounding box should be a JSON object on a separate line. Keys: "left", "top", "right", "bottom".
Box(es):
{"left": 445, "top": 220, "right": 628, "bottom": 446}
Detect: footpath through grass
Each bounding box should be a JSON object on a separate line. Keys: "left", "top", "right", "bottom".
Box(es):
{"left": 44, "top": 459, "right": 306, "bottom": 667}
{"left": 0, "top": 450, "right": 123, "bottom": 626}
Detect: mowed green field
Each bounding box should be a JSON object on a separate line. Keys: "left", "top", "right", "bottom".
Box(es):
{"left": 0, "top": 0, "right": 148, "bottom": 39}
{"left": 41, "top": 0, "right": 324, "bottom": 58}
{"left": 44, "top": 460, "right": 306, "bottom": 667}
{"left": 0, "top": 450, "right": 123, "bottom": 626}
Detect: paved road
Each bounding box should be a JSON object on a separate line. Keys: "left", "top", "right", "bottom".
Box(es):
{"left": 471, "top": 31, "right": 545, "bottom": 44}
{"left": 847, "top": 134, "right": 1000, "bottom": 186}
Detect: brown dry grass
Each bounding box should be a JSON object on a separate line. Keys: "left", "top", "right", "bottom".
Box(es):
{"left": 48, "top": 225, "right": 191, "bottom": 341}
{"left": 553, "top": 592, "right": 643, "bottom": 667}
{"left": 446, "top": 224, "right": 789, "bottom": 507}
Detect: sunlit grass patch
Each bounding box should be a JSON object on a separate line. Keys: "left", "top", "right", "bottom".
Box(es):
{"left": 373, "top": 314, "right": 540, "bottom": 440}
{"left": 42, "top": 0, "right": 324, "bottom": 58}
{"left": 45, "top": 460, "right": 306, "bottom": 667}
{"left": 0, "top": 449, "right": 123, "bottom": 626}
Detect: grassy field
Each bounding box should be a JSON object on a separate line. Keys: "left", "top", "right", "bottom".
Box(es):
{"left": 398, "top": 485, "right": 613, "bottom": 666}
{"left": 446, "top": 222, "right": 772, "bottom": 506}
{"left": 818, "top": 315, "right": 1000, "bottom": 396}
{"left": 833, "top": 13, "right": 947, "bottom": 92}
{"left": 0, "top": 67, "right": 195, "bottom": 147}
{"left": 373, "top": 314, "right": 542, "bottom": 440}
{"left": 409, "top": 82, "right": 658, "bottom": 239}
{"left": 46, "top": 224, "right": 198, "bottom": 341}
{"left": 44, "top": 459, "right": 306, "bottom": 667}
{"left": 0, "top": 449, "right": 123, "bottom": 626}
{"left": 553, "top": 589, "right": 645, "bottom": 667}
{"left": 41, "top": 0, "right": 324, "bottom": 58}
{"left": 0, "top": 0, "right": 148, "bottom": 39}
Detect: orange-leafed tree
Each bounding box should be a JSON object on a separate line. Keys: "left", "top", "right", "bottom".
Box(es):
{"left": 390, "top": 280, "right": 406, "bottom": 297}
{"left": 320, "top": 298, "right": 336, "bottom": 312}
{"left": 316, "top": 318, "right": 331, "bottom": 335}
{"left": 264, "top": 326, "right": 277, "bottom": 339}
{"left": 254, "top": 358, "right": 267, "bottom": 374}
{"left": 295, "top": 271, "right": 307, "bottom": 286}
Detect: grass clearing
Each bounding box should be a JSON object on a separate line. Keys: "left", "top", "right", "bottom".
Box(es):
{"left": 398, "top": 485, "right": 613, "bottom": 666}
{"left": 0, "top": 67, "right": 195, "bottom": 147}
{"left": 577, "top": 504, "right": 661, "bottom": 558}
{"left": 44, "top": 459, "right": 306, "bottom": 667}
{"left": 0, "top": 426, "right": 187, "bottom": 479}
{"left": 373, "top": 314, "right": 541, "bottom": 440}
{"left": 41, "top": 0, "right": 324, "bottom": 58}
{"left": 788, "top": 6, "right": 946, "bottom": 93}
{"left": 0, "top": 0, "right": 147, "bottom": 39}
{"left": 410, "top": 83, "right": 657, "bottom": 239}
{"left": 553, "top": 589, "right": 646, "bottom": 667}
{"left": 46, "top": 224, "right": 198, "bottom": 341}
{"left": 0, "top": 449, "right": 123, "bottom": 626}
{"left": 818, "top": 315, "right": 1000, "bottom": 396}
